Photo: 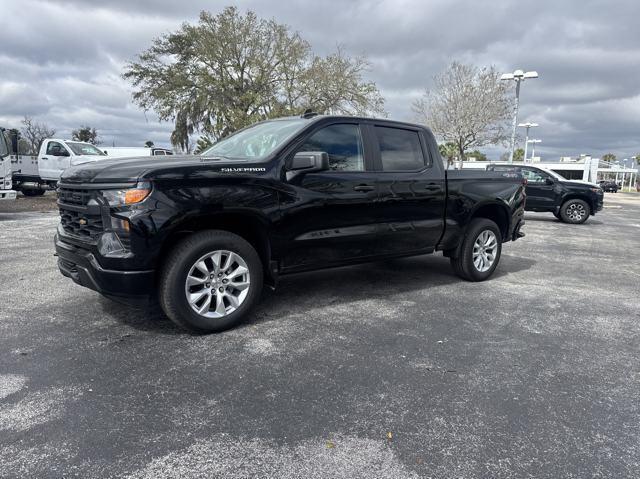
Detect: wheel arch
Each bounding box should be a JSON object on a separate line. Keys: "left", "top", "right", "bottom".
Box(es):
{"left": 468, "top": 201, "right": 511, "bottom": 241}
{"left": 560, "top": 193, "right": 595, "bottom": 214}
{"left": 159, "top": 211, "right": 275, "bottom": 286}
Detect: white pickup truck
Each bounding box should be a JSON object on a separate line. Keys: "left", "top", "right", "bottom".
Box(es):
{"left": 12, "top": 138, "right": 109, "bottom": 196}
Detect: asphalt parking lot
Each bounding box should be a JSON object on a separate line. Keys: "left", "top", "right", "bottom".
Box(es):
{"left": 1, "top": 193, "right": 639, "bottom": 478}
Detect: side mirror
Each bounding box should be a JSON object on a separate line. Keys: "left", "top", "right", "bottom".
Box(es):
{"left": 287, "top": 152, "right": 329, "bottom": 181}
{"left": 290, "top": 151, "right": 329, "bottom": 171}
{"left": 545, "top": 178, "right": 555, "bottom": 185}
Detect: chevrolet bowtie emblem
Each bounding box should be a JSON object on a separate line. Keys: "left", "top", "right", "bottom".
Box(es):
{"left": 78, "top": 218, "right": 87, "bottom": 225}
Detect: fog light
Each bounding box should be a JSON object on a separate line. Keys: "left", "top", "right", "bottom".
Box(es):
{"left": 98, "top": 231, "right": 125, "bottom": 256}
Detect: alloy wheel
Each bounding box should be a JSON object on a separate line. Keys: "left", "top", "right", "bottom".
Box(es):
{"left": 184, "top": 250, "right": 250, "bottom": 318}
{"left": 566, "top": 203, "right": 586, "bottom": 222}
{"left": 472, "top": 230, "right": 498, "bottom": 272}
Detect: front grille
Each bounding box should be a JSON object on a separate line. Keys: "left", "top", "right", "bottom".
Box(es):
{"left": 58, "top": 186, "right": 104, "bottom": 241}
{"left": 59, "top": 208, "right": 104, "bottom": 240}
{"left": 57, "top": 187, "right": 92, "bottom": 206}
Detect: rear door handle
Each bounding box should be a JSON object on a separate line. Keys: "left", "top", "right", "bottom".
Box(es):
{"left": 424, "top": 184, "right": 441, "bottom": 191}
{"left": 41, "top": 157, "right": 48, "bottom": 160}
{"left": 353, "top": 184, "right": 375, "bottom": 192}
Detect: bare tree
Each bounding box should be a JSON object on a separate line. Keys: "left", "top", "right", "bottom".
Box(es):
{"left": 20, "top": 116, "right": 56, "bottom": 154}
{"left": 412, "top": 62, "right": 511, "bottom": 163}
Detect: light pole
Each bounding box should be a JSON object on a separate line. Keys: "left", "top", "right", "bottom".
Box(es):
{"left": 501, "top": 69, "right": 539, "bottom": 163}
{"left": 527, "top": 139, "right": 542, "bottom": 161}
{"left": 518, "top": 122, "right": 538, "bottom": 163}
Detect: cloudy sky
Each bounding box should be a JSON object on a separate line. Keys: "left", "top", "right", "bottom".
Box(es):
{"left": 1, "top": 0, "right": 639, "bottom": 161}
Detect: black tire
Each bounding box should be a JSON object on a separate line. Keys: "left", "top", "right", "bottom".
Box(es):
{"left": 450, "top": 218, "right": 502, "bottom": 282}
{"left": 159, "top": 230, "right": 263, "bottom": 333}
{"left": 22, "top": 188, "right": 46, "bottom": 197}
{"left": 559, "top": 198, "right": 590, "bottom": 224}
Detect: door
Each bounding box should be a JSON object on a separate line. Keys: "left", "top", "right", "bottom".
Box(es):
{"left": 39, "top": 141, "right": 70, "bottom": 180}
{"left": 277, "top": 122, "right": 381, "bottom": 272}
{"left": 520, "top": 167, "right": 557, "bottom": 211}
{"left": 372, "top": 124, "right": 445, "bottom": 254}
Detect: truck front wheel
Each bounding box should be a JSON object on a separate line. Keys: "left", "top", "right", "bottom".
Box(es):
{"left": 159, "top": 230, "right": 263, "bottom": 333}
{"left": 559, "top": 199, "right": 590, "bottom": 224}
{"left": 450, "top": 218, "right": 502, "bottom": 282}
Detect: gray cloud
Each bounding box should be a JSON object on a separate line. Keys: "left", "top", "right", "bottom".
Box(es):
{"left": 1, "top": 0, "right": 639, "bottom": 158}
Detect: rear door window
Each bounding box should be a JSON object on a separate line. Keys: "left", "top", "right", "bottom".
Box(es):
{"left": 374, "top": 126, "right": 426, "bottom": 171}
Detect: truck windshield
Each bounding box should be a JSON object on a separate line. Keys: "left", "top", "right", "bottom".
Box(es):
{"left": 201, "top": 119, "right": 308, "bottom": 160}
{"left": 66, "top": 142, "right": 106, "bottom": 156}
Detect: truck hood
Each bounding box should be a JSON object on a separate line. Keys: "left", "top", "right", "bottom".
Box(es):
{"left": 558, "top": 179, "right": 600, "bottom": 188}
{"left": 69, "top": 155, "right": 111, "bottom": 167}
{"left": 60, "top": 155, "right": 269, "bottom": 184}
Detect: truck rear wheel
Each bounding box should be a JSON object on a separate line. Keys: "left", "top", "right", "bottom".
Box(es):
{"left": 450, "top": 218, "right": 502, "bottom": 282}
{"left": 559, "top": 199, "right": 590, "bottom": 224}
{"left": 159, "top": 230, "right": 263, "bottom": 333}
{"left": 22, "top": 188, "right": 46, "bottom": 197}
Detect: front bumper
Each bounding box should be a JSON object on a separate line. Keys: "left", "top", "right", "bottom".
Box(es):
{"left": 55, "top": 234, "right": 155, "bottom": 305}
{"left": 595, "top": 194, "right": 604, "bottom": 212}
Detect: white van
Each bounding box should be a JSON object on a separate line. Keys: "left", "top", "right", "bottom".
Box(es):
{"left": 102, "top": 147, "right": 173, "bottom": 158}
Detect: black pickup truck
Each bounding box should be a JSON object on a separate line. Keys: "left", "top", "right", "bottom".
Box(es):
{"left": 55, "top": 114, "right": 525, "bottom": 332}
{"left": 486, "top": 164, "right": 604, "bottom": 224}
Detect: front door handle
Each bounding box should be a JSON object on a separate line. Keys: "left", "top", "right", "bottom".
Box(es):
{"left": 353, "top": 184, "right": 375, "bottom": 192}
{"left": 424, "top": 183, "right": 441, "bottom": 191}
{"left": 41, "top": 157, "right": 48, "bottom": 160}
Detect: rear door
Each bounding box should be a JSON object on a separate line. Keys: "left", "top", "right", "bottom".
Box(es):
{"left": 371, "top": 123, "right": 445, "bottom": 254}
{"left": 278, "top": 121, "right": 381, "bottom": 271}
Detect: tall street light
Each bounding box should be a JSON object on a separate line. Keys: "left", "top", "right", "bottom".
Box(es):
{"left": 501, "top": 69, "right": 539, "bottom": 163}
{"left": 518, "top": 122, "right": 538, "bottom": 163}
{"left": 527, "top": 139, "right": 542, "bottom": 161}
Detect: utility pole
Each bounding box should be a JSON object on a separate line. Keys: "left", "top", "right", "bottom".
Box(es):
{"left": 501, "top": 70, "right": 539, "bottom": 163}
{"left": 519, "top": 122, "right": 538, "bottom": 163}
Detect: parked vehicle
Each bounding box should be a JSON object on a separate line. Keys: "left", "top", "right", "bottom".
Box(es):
{"left": 486, "top": 164, "right": 604, "bottom": 224}
{"left": 102, "top": 147, "right": 174, "bottom": 158}
{"left": 0, "top": 127, "right": 17, "bottom": 200}
{"left": 12, "top": 139, "right": 108, "bottom": 196}
{"left": 597, "top": 180, "right": 619, "bottom": 193}
{"left": 54, "top": 114, "right": 526, "bottom": 332}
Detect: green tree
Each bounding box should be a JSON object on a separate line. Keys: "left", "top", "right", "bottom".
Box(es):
{"left": 412, "top": 62, "right": 511, "bottom": 163}
{"left": 500, "top": 148, "right": 524, "bottom": 162}
{"left": 144, "top": 140, "right": 154, "bottom": 148}
{"left": 124, "top": 7, "right": 385, "bottom": 150}
{"left": 72, "top": 126, "right": 101, "bottom": 145}
{"left": 194, "top": 136, "right": 214, "bottom": 154}
{"left": 602, "top": 153, "right": 617, "bottom": 164}
{"left": 467, "top": 150, "right": 487, "bottom": 161}
{"left": 438, "top": 142, "right": 459, "bottom": 168}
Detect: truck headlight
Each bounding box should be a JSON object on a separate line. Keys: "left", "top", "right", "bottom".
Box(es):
{"left": 101, "top": 182, "right": 151, "bottom": 206}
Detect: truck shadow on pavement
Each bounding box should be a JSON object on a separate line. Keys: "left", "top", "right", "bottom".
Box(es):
{"left": 524, "top": 214, "right": 604, "bottom": 225}
{"left": 245, "top": 253, "right": 535, "bottom": 328}
{"left": 102, "top": 253, "right": 535, "bottom": 334}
